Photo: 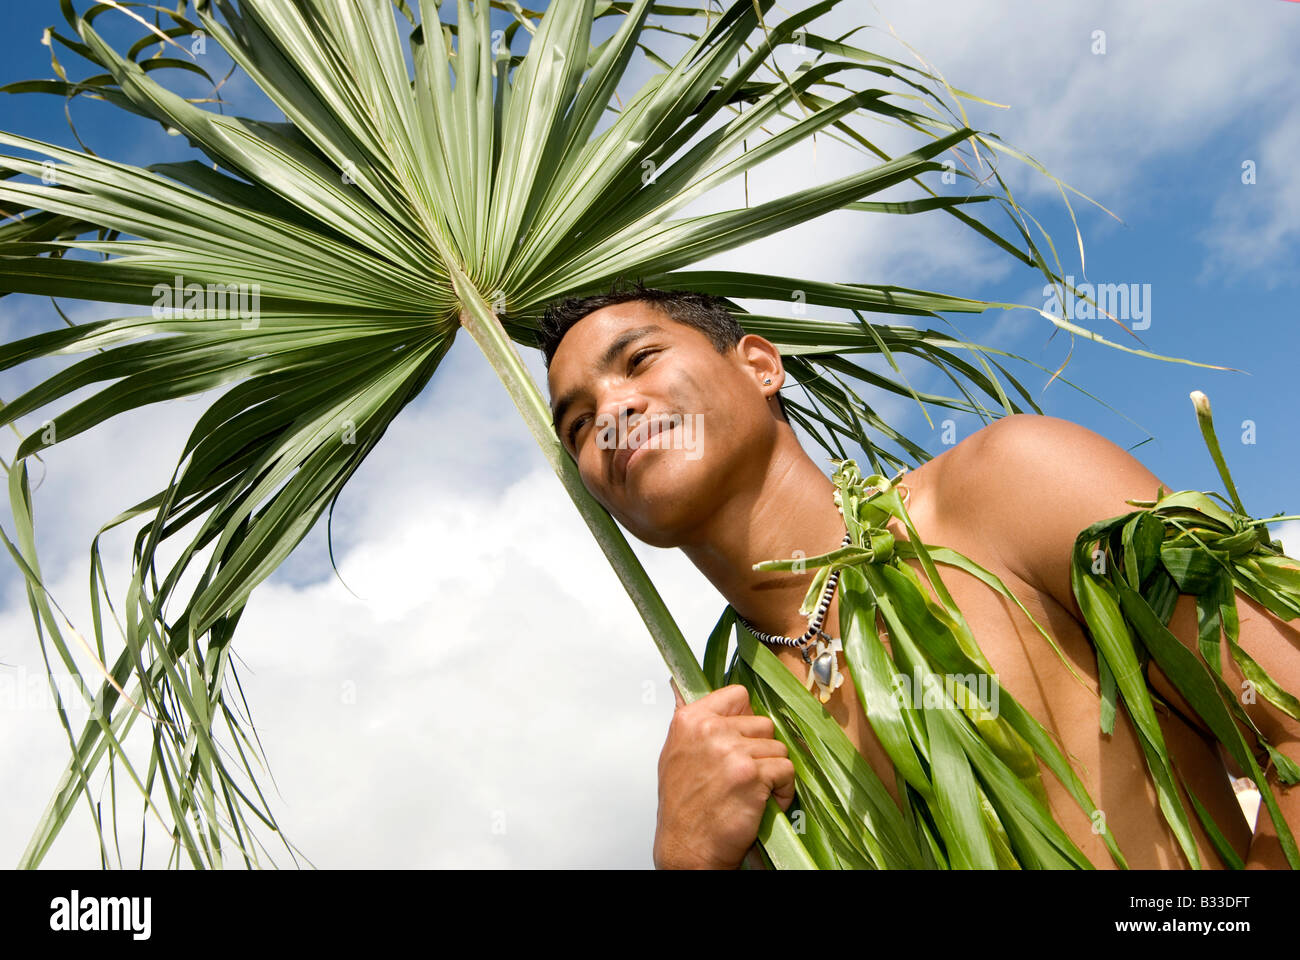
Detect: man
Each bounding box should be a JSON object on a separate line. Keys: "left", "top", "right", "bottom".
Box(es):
{"left": 537, "top": 286, "right": 1300, "bottom": 870}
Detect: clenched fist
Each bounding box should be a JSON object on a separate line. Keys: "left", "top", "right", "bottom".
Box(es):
{"left": 652, "top": 679, "right": 796, "bottom": 869}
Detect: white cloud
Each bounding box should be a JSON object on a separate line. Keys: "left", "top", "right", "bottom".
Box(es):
{"left": 846, "top": 0, "right": 1297, "bottom": 198}
{"left": 720, "top": 0, "right": 1300, "bottom": 304}
{"left": 1197, "top": 99, "right": 1300, "bottom": 288}
{"left": 1271, "top": 519, "right": 1300, "bottom": 559}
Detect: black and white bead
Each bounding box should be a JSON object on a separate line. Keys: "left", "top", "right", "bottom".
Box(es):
{"left": 738, "top": 531, "right": 851, "bottom": 659}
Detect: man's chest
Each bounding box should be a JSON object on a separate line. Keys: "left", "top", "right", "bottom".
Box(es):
{"left": 764, "top": 504, "right": 1251, "bottom": 867}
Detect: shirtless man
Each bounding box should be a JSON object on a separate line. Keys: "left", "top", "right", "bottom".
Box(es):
{"left": 538, "top": 288, "right": 1300, "bottom": 870}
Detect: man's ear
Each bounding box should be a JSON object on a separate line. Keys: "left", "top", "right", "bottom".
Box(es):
{"left": 736, "top": 333, "right": 784, "bottom": 397}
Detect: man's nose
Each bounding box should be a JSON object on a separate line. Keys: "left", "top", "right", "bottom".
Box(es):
{"left": 595, "top": 393, "right": 648, "bottom": 449}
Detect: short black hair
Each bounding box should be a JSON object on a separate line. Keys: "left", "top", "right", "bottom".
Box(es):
{"left": 537, "top": 283, "right": 788, "bottom": 421}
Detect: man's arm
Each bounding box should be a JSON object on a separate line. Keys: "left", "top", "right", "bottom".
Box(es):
{"left": 943, "top": 413, "right": 1300, "bottom": 866}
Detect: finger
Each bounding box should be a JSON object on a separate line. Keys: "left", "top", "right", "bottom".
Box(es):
{"left": 671, "top": 677, "right": 685, "bottom": 709}
{"left": 757, "top": 757, "right": 797, "bottom": 812}
{"left": 742, "top": 736, "right": 789, "bottom": 760}
{"left": 723, "top": 714, "right": 778, "bottom": 741}
{"left": 707, "top": 683, "right": 755, "bottom": 717}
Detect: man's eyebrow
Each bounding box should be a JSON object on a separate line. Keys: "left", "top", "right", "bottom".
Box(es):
{"left": 550, "top": 324, "right": 665, "bottom": 438}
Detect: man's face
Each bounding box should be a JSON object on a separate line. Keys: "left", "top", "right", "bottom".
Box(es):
{"left": 546, "top": 301, "right": 780, "bottom": 548}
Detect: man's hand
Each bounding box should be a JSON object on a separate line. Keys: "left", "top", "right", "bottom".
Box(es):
{"left": 652, "top": 679, "right": 795, "bottom": 869}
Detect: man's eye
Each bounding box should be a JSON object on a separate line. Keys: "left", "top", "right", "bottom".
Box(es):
{"left": 630, "top": 348, "right": 656, "bottom": 370}
{"left": 567, "top": 414, "right": 589, "bottom": 447}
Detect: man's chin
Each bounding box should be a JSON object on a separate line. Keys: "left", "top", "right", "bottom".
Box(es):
{"left": 612, "top": 455, "right": 717, "bottom": 544}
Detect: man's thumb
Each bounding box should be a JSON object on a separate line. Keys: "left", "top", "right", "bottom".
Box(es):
{"left": 670, "top": 677, "right": 685, "bottom": 708}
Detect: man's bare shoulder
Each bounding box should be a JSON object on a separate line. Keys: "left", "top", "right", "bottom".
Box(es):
{"left": 919, "top": 413, "right": 1168, "bottom": 619}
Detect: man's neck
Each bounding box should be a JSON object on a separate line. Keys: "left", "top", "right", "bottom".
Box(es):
{"left": 680, "top": 430, "right": 850, "bottom": 640}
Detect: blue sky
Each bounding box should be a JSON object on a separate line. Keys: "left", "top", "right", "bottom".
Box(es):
{"left": 1, "top": 1, "right": 1297, "bottom": 868}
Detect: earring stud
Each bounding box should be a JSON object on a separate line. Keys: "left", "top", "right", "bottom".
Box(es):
{"left": 763, "top": 377, "right": 772, "bottom": 384}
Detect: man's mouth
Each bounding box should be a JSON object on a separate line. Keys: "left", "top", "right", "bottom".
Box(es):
{"left": 613, "top": 416, "right": 676, "bottom": 485}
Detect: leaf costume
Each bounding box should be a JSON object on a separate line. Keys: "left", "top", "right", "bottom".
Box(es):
{"left": 705, "top": 403, "right": 1300, "bottom": 869}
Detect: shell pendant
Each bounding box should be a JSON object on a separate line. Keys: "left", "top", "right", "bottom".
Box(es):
{"left": 803, "top": 634, "right": 844, "bottom": 703}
